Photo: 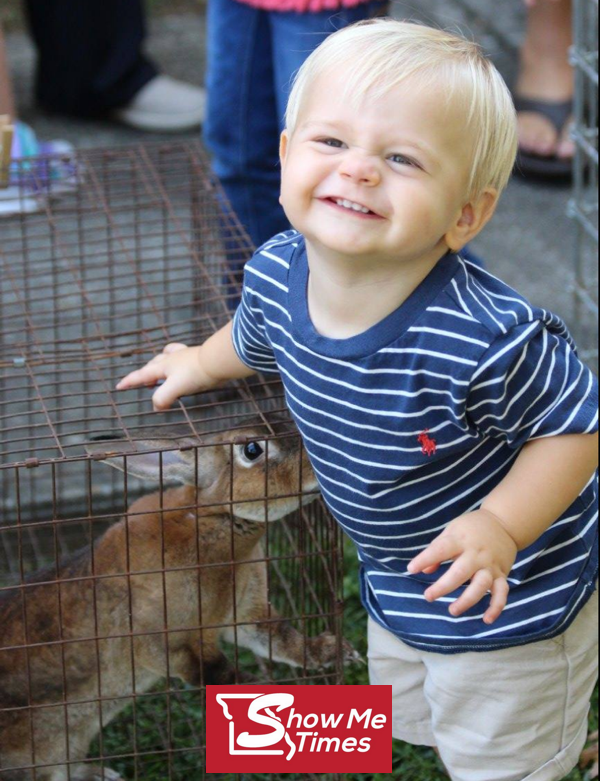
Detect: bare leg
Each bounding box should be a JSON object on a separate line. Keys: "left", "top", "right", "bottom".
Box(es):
{"left": 0, "top": 25, "right": 16, "bottom": 119}
{"left": 516, "top": 0, "right": 574, "bottom": 158}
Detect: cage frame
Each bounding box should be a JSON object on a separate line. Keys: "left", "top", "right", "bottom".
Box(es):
{"left": 0, "top": 142, "right": 349, "bottom": 781}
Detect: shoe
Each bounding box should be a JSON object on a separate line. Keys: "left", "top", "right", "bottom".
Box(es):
{"left": 112, "top": 76, "right": 206, "bottom": 132}
{"left": 513, "top": 96, "right": 574, "bottom": 181}
{"left": 0, "top": 121, "right": 79, "bottom": 217}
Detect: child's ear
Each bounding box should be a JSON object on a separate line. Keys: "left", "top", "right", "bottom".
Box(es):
{"left": 445, "top": 188, "right": 498, "bottom": 252}
{"left": 279, "top": 130, "right": 289, "bottom": 166}
{"left": 279, "top": 131, "right": 289, "bottom": 206}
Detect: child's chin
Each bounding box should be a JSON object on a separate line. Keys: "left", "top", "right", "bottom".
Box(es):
{"left": 318, "top": 233, "right": 378, "bottom": 256}
{"left": 308, "top": 223, "right": 369, "bottom": 248}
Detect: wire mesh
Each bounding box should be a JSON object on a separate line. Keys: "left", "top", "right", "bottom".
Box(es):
{"left": 0, "top": 143, "right": 347, "bottom": 781}
{"left": 569, "top": 0, "right": 599, "bottom": 370}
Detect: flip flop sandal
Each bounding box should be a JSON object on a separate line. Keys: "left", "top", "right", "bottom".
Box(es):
{"left": 513, "top": 96, "right": 573, "bottom": 181}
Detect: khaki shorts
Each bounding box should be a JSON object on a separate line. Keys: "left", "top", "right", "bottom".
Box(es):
{"left": 368, "top": 589, "right": 598, "bottom": 781}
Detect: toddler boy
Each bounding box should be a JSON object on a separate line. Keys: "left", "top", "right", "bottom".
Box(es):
{"left": 118, "top": 20, "right": 598, "bottom": 781}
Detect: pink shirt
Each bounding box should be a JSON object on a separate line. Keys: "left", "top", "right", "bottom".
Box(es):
{"left": 235, "top": 0, "right": 371, "bottom": 13}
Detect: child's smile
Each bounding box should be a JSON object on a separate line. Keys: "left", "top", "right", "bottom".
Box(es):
{"left": 320, "top": 196, "right": 385, "bottom": 219}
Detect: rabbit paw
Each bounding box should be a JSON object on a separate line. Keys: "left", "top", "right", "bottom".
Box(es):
{"left": 305, "top": 632, "right": 362, "bottom": 668}
{"left": 341, "top": 637, "right": 365, "bottom": 666}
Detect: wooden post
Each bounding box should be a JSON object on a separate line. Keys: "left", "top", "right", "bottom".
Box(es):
{"left": 0, "top": 114, "right": 14, "bottom": 188}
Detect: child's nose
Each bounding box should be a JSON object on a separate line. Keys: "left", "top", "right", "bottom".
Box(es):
{"left": 338, "top": 152, "right": 381, "bottom": 186}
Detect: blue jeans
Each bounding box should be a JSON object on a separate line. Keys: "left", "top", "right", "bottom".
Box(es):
{"left": 204, "top": 0, "right": 384, "bottom": 250}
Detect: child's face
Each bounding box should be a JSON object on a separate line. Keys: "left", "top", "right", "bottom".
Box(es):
{"left": 280, "top": 69, "right": 475, "bottom": 267}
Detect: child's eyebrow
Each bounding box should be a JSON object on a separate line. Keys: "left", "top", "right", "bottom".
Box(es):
{"left": 298, "top": 119, "right": 344, "bottom": 132}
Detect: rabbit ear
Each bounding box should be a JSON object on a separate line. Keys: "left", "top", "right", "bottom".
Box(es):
{"left": 85, "top": 435, "right": 218, "bottom": 489}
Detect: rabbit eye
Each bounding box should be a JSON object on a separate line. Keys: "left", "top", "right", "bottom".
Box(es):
{"left": 241, "top": 441, "right": 264, "bottom": 462}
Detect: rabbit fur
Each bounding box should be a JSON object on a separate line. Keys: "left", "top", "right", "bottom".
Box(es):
{"left": 0, "top": 421, "right": 358, "bottom": 781}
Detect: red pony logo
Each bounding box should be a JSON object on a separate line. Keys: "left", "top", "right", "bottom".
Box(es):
{"left": 418, "top": 429, "right": 437, "bottom": 456}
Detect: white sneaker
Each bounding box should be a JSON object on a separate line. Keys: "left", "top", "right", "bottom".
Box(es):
{"left": 113, "top": 76, "right": 206, "bottom": 132}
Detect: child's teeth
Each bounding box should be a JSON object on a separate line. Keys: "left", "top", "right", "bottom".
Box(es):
{"left": 336, "top": 198, "right": 370, "bottom": 214}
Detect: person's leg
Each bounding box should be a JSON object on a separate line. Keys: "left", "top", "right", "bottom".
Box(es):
{"left": 216, "top": 1, "right": 386, "bottom": 245}
{"left": 0, "top": 25, "right": 16, "bottom": 119}
{"left": 270, "top": 2, "right": 387, "bottom": 130}
{"left": 204, "top": 0, "right": 286, "bottom": 250}
{"left": 23, "top": 0, "right": 157, "bottom": 117}
{"left": 515, "top": 0, "right": 574, "bottom": 160}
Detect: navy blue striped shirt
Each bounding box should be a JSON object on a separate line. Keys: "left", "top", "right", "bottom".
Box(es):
{"left": 232, "top": 231, "right": 599, "bottom": 653}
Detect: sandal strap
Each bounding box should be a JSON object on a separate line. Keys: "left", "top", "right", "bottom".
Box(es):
{"left": 513, "top": 96, "right": 573, "bottom": 134}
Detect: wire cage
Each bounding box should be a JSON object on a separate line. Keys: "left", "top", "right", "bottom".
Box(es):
{"left": 569, "top": 0, "right": 599, "bottom": 370}
{"left": 0, "top": 143, "right": 349, "bottom": 781}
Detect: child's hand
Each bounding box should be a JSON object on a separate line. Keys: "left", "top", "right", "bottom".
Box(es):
{"left": 116, "top": 343, "right": 219, "bottom": 411}
{"left": 407, "top": 510, "right": 518, "bottom": 624}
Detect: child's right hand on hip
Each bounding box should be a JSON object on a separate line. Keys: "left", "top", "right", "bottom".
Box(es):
{"left": 117, "top": 342, "right": 218, "bottom": 411}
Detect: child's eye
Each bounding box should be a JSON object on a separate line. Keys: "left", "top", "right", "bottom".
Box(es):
{"left": 317, "top": 137, "right": 345, "bottom": 149}
{"left": 389, "top": 153, "right": 420, "bottom": 169}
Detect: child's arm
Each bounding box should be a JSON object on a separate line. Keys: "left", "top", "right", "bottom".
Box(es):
{"left": 407, "top": 431, "right": 599, "bottom": 624}
{"left": 116, "top": 320, "right": 257, "bottom": 411}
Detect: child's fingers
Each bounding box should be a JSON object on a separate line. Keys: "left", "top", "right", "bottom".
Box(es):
{"left": 116, "top": 345, "right": 187, "bottom": 390}
{"left": 423, "top": 553, "right": 476, "bottom": 602}
{"left": 447, "top": 568, "right": 494, "bottom": 617}
{"left": 116, "top": 362, "right": 166, "bottom": 390}
{"left": 407, "top": 536, "right": 461, "bottom": 576}
{"left": 483, "top": 578, "right": 510, "bottom": 625}
{"left": 151, "top": 376, "right": 184, "bottom": 411}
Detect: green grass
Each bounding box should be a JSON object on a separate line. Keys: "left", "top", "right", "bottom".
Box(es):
{"left": 92, "top": 538, "right": 598, "bottom": 780}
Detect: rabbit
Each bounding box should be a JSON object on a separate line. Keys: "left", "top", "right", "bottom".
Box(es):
{"left": 0, "top": 420, "right": 360, "bottom": 781}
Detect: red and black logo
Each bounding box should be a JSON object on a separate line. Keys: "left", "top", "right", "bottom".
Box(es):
{"left": 206, "top": 685, "right": 391, "bottom": 773}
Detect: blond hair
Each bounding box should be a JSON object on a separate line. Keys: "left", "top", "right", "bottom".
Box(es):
{"left": 285, "top": 19, "right": 518, "bottom": 198}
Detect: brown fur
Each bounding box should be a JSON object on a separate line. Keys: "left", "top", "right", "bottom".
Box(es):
{"left": 0, "top": 424, "right": 359, "bottom": 781}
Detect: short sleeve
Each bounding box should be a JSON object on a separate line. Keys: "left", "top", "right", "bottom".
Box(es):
{"left": 466, "top": 321, "right": 599, "bottom": 448}
{"left": 231, "top": 275, "right": 279, "bottom": 374}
